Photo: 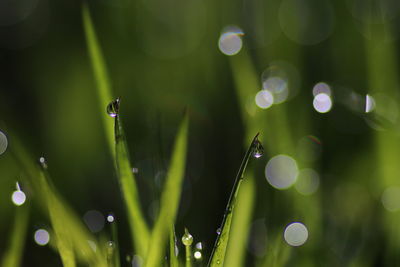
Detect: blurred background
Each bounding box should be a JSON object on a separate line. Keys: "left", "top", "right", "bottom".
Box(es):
{"left": 1, "top": 0, "right": 400, "bottom": 266}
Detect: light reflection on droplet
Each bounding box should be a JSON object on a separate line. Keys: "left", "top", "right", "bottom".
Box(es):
{"left": 34, "top": 229, "right": 50, "bottom": 246}
{"left": 83, "top": 210, "right": 105, "bottom": 233}
{"left": 255, "top": 90, "right": 274, "bottom": 109}
{"left": 283, "top": 222, "right": 308, "bottom": 246}
{"left": 265, "top": 155, "right": 298, "bottom": 189}
{"left": 218, "top": 26, "right": 244, "bottom": 56}
{"left": 252, "top": 138, "right": 264, "bottom": 158}
{"left": 216, "top": 228, "right": 221, "bottom": 235}
{"left": 381, "top": 187, "right": 400, "bottom": 212}
{"left": 194, "top": 251, "right": 202, "bottom": 260}
{"left": 132, "top": 168, "right": 139, "bottom": 174}
{"left": 312, "top": 82, "right": 331, "bottom": 96}
{"left": 0, "top": 131, "right": 8, "bottom": 155}
{"left": 295, "top": 169, "right": 320, "bottom": 196}
{"left": 38, "top": 156, "right": 48, "bottom": 169}
{"left": 313, "top": 93, "right": 332, "bottom": 113}
{"left": 107, "top": 98, "right": 120, "bottom": 117}
{"left": 107, "top": 214, "right": 115, "bottom": 223}
{"left": 365, "top": 94, "right": 375, "bottom": 113}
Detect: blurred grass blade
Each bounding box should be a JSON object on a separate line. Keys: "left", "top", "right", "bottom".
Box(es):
{"left": 144, "top": 114, "right": 189, "bottom": 267}
{"left": 38, "top": 165, "right": 107, "bottom": 267}
{"left": 1, "top": 206, "right": 29, "bottom": 267}
{"left": 208, "top": 133, "right": 261, "bottom": 267}
{"left": 110, "top": 220, "right": 121, "bottom": 267}
{"left": 169, "top": 226, "right": 179, "bottom": 267}
{"left": 82, "top": 3, "right": 114, "bottom": 157}
{"left": 9, "top": 136, "right": 107, "bottom": 267}
{"left": 114, "top": 113, "right": 150, "bottom": 256}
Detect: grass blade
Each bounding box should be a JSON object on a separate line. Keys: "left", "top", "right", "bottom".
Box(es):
{"left": 169, "top": 226, "right": 179, "bottom": 267}
{"left": 208, "top": 133, "right": 262, "bottom": 267}
{"left": 82, "top": 3, "right": 114, "bottom": 157}
{"left": 1, "top": 206, "right": 29, "bottom": 267}
{"left": 114, "top": 107, "right": 150, "bottom": 256}
{"left": 8, "top": 136, "right": 107, "bottom": 267}
{"left": 144, "top": 113, "right": 189, "bottom": 267}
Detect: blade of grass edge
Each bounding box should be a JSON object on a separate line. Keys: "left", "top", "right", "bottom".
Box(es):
{"left": 82, "top": 3, "right": 114, "bottom": 157}
{"left": 208, "top": 133, "right": 260, "bottom": 267}
{"left": 114, "top": 114, "right": 150, "bottom": 256}
{"left": 170, "top": 226, "right": 179, "bottom": 267}
{"left": 144, "top": 114, "right": 189, "bottom": 267}
{"left": 1, "top": 206, "right": 29, "bottom": 267}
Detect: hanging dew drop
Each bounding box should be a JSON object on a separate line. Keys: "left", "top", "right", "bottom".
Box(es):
{"left": 252, "top": 138, "right": 264, "bottom": 158}
{"left": 182, "top": 228, "right": 193, "bottom": 246}
{"left": 107, "top": 98, "right": 120, "bottom": 117}
{"left": 216, "top": 228, "right": 221, "bottom": 235}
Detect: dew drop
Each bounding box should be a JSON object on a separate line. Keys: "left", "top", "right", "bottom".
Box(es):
{"left": 216, "top": 228, "right": 221, "bottom": 235}
{"left": 253, "top": 138, "right": 264, "bottom": 158}
{"left": 107, "top": 214, "right": 115, "bottom": 223}
{"left": 107, "top": 98, "right": 120, "bottom": 117}
{"left": 181, "top": 228, "right": 193, "bottom": 246}
{"left": 216, "top": 259, "right": 221, "bottom": 264}
{"left": 132, "top": 168, "right": 139, "bottom": 174}
{"left": 38, "top": 157, "right": 48, "bottom": 170}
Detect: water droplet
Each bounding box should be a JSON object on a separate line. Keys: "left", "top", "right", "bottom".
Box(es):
{"left": 181, "top": 228, "right": 193, "bottom": 246}
{"left": 194, "top": 251, "right": 202, "bottom": 260}
{"left": 216, "top": 228, "right": 221, "bottom": 235}
{"left": 195, "top": 242, "right": 203, "bottom": 250}
{"left": 216, "top": 259, "right": 221, "bottom": 264}
{"left": 38, "top": 157, "right": 48, "bottom": 169}
{"left": 132, "top": 167, "right": 139, "bottom": 174}
{"left": 107, "top": 98, "right": 120, "bottom": 117}
{"left": 107, "top": 214, "right": 115, "bottom": 223}
{"left": 253, "top": 138, "right": 264, "bottom": 158}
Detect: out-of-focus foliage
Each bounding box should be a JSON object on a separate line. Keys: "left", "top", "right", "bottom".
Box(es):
{"left": 2, "top": 0, "right": 400, "bottom": 265}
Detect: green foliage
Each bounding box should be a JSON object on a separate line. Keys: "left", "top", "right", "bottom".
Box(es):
{"left": 145, "top": 113, "right": 189, "bottom": 267}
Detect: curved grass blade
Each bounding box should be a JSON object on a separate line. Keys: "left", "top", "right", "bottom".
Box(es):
{"left": 114, "top": 109, "right": 150, "bottom": 256}
{"left": 1, "top": 206, "right": 29, "bottom": 267}
{"left": 82, "top": 3, "right": 114, "bottom": 157}
{"left": 144, "top": 113, "right": 189, "bottom": 267}
{"left": 208, "top": 133, "right": 262, "bottom": 267}
{"left": 169, "top": 226, "right": 179, "bottom": 267}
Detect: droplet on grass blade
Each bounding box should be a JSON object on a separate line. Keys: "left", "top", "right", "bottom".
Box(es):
{"left": 216, "top": 228, "right": 221, "bottom": 235}
{"left": 252, "top": 138, "right": 264, "bottom": 158}
{"left": 38, "top": 156, "right": 48, "bottom": 170}
{"left": 107, "top": 97, "right": 120, "bottom": 117}
{"left": 182, "top": 228, "right": 193, "bottom": 246}
{"left": 194, "top": 251, "right": 202, "bottom": 260}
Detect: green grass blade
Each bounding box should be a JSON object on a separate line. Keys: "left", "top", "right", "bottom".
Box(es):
{"left": 169, "top": 226, "right": 179, "bottom": 267}
{"left": 1, "top": 206, "right": 29, "bottom": 267}
{"left": 224, "top": 174, "right": 255, "bottom": 267}
{"left": 208, "top": 133, "right": 261, "bottom": 267}
{"left": 82, "top": 3, "right": 114, "bottom": 157}
{"left": 144, "top": 114, "right": 189, "bottom": 267}
{"left": 114, "top": 113, "right": 150, "bottom": 256}
{"left": 8, "top": 136, "right": 107, "bottom": 267}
